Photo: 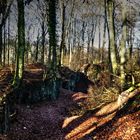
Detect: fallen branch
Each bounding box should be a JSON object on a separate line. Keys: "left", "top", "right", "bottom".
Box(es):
{"left": 95, "top": 83, "right": 140, "bottom": 116}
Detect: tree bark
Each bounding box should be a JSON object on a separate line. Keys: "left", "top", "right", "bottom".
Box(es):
{"left": 120, "top": 0, "right": 127, "bottom": 88}
{"left": 3, "top": 24, "right": 6, "bottom": 66}
{"left": 35, "top": 30, "right": 39, "bottom": 62}
{"left": 95, "top": 83, "right": 140, "bottom": 117}
{"left": 41, "top": 21, "right": 45, "bottom": 64}
{"left": 59, "top": 0, "right": 66, "bottom": 66}
{"left": 107, "top": 0, "right": 117, "bottom": 74}
{"left": 7, "top": 15, "right": 10, "bottom": 66}
{"left": 13, "top": 0, "right": 25, "bottom": 86}
{"left": 0, "top": 26, "right": 3, "bottom": 66}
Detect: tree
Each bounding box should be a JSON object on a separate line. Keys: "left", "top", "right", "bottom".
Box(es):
{"left": 13, "top": 0, "right": 25, "bottom": 86}
{"left": 120, "top": 0, "right": 127, "bottom": 88}
{"left": 36, "top": 0, "right": 48, "bottom": 64}
{"left": 107, "top": 0, "right": 117, "bottom": 74}
{"left": 0, "top": 0, "right": 13, "bottom": 66}
{"left": 48, "top": 0, "right": 57, "bottom": 69}
{"left": 59, "top": 0, "right": 66, "bottom": 66}
{"left": 44, "top": 0, "right": 60, "bottom": 100}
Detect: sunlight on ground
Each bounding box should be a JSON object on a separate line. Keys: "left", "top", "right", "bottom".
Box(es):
{"left": 64, "top": 116, "right": 98, "bottom": 139}
{"left": 62, "top": 116, "right": 80, "bottom": 128}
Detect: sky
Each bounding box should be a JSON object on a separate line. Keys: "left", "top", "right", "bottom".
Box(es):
{"left": 7, "top": 0, "right": 140, "bottom": 48}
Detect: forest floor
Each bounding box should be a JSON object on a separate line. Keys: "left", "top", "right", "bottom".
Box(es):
{"left": 0, "top": 64, "right": 140, "bottom": 140}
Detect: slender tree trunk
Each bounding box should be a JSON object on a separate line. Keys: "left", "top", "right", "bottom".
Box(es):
{"left": 48, "top": 0, "right": 57, "bottom": 68}
{"left": 128, "top": 28, "right": 133, "bottom": 59}
{"left": 73, "top": 18, "right": 77, "bottom": 48}
{"left": 91, "top": 18, "right": 97, "bottom": 61}
{"left": 107, "top": 0, "right": 117, "bottom": 74}
{"left": 35, "top": 31, "right": 39, "bottom": 62}
{"left": 59, "top": 1, "right": 66, "bottom": 66}
{"left": 120, "top": 0, "right": 127, "bottom": 89}
{"left": 98, "top": 17, "right": 101, "bottom": 62}
{"left": 0, "top": 26, "right": 3, "bottom": 66}
{"left": 41, "top": 21, "right": 45, "bottom": 64}
{"left": 68, "top": 39, "right": 72, "bottom": 68}
{"left": 13, "top": 0, "right": 25, "bottom": 86}
{"left": 25, "top": 27, "right": 30, "bottom": 64}
{"left": 7, "top": 15, "right": 10, "bottom": 66}
{"left": 49, "top": 1, "right": 57, "bottom": 68}
{"left": 105, "top": 0, "right": 112, "bottom": 73}
{"left": 3, "top": 24, "right": 6, "bottom": 66}
{"left": 102, "top": 1, "right": 107, "bottom": 62}
{"left": 81, "top": 20, "right": 85, "bottom": 47}
{"left": 91, "top": 19, "right": 97, "bottom": 48}
{"left": 26, "top": 39, "right": 30, "bottom": 64}
{"left": 86, "top": 29, "right": 90, "bottom": 63}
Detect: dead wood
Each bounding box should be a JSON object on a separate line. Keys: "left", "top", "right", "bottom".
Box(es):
{"left": 94, "top": 83, "right": 140, "bottom": 117}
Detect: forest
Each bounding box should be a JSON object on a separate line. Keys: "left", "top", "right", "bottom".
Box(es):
{"left": 0, "top": 0, "right": 140, "bottom": 139}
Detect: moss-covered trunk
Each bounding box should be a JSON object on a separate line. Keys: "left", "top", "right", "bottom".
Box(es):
{"left": 13, "top": 0, "right": 25, "bottom": 86}
{"left": 46, "top": 0, "right": 60, "bottom": 100}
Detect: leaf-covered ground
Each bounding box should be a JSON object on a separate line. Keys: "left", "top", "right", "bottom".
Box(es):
{"left": 0, "top": 88, "right": 139, "bottom": 140}
{"left": 0, "top": 64, "right": 139, "bottom": 140}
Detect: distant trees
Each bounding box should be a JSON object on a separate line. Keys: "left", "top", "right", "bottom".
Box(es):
{"left": 36, "top": 0, "right": 48, "bottom": 64}
{"left": 0, "top": 0, "right": 138, "bottom": 91}
{"left": 0, "top": 0, "right": 13, "bottom": 66}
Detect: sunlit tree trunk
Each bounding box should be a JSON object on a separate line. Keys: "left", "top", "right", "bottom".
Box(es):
{"left": 107, "top": 0, "right": 117, "bottom": 74}
{"left": 120, "top": 0, "right": 127, "bottom": 88}
{"left": 98, "top": 17, "right": 101, "bottom": 62}
{"left": 13, "top": 0, "right": 25, "bottom": 86}
{"left": 59, "top": 0, "right": 66, "bottom": 66}
{"left": 101, "top": 0, "right": 107, "bottom": 62}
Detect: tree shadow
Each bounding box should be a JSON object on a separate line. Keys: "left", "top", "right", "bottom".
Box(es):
{"left": 62, "top": 95, "right": 140, "bottom": 140}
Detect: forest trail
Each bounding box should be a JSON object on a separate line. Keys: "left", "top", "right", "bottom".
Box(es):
{"left": 0, "top": 65, "right": 139, "bottom": 140}
{"left": 0, "top": 88, "right": 139, "bottom": 140}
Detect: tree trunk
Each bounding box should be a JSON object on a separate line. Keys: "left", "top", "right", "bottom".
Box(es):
{"left": 59, "top": 1, "right": 66, "bottom": 66}
{"left": 95, "top": 83, "right": 140, "bottom": 116}
{"left": 98, "top": 17, "right": 101, "bottom": 62}
{"left": 41, "top": 21, "right": 45, "bottom": 64}
{"left": 0, "top": 26, "right": 3, "bottom": 66}
{"left": 3, "top": 24, "right": 6, "bottom": 66}
{"left": 107, "top": 0, "right": 117, "bottom": 74}
{"left": 13, "top": 0, "right": 25, "bottom": 86}
{"left": 101, "top": 0, "right": 107, "bottom": 62}
{"left": 35, "top": 31, "right": 39, "bottom": 62}
{"left": 120, "top": 0, "right": 127, "bottom": 89}
{"left": 7, "top": 15, "right": 10, "bottom": 66}
{"left": 47, "top": 0, "right": 60, "bottom": 100}
{"left": 128, "top": 28, "right": 133, "bottom": 59}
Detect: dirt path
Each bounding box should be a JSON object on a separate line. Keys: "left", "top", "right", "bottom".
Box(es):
{"left": 0, "top": 88, "right": 139, "bottom": 140}
{"left": 4, "top": 89, "right": 84, "bottom": 140}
